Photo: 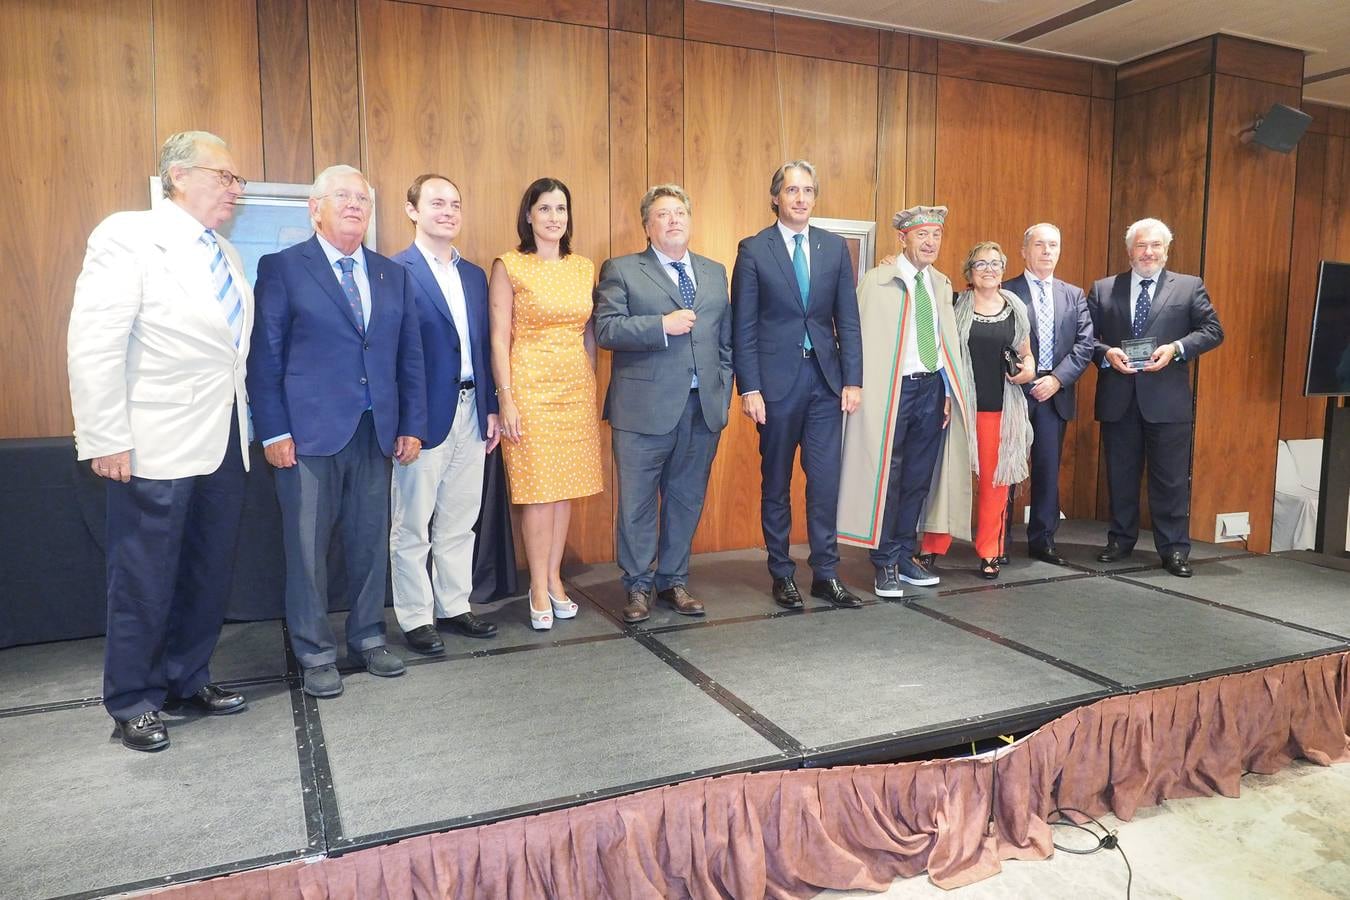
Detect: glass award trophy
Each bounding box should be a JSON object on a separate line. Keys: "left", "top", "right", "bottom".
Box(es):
{"left": 1121, "top": 337, "right": 1157, "bottom": 370}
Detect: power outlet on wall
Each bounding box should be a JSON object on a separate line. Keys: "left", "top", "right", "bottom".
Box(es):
{"left": 1215, "top": 512, "right": 1251, "bottom": 543}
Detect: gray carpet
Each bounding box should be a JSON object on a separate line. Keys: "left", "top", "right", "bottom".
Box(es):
{"left": 652, "top": 603, "right": 1103, "bottom": 750}
{"left": 834, "top": 543, "right": 1072, "bottom": 600}
{"left": 1123, "top": 556, "right": 1350, "bottom": 639}
{"left": 0, "top": 620, "right": 287, "bottom": 711}
{"left": 919, "top": 579, "right": 1343, "bottom": 688}
{"left": 568, "top": 547, "right": 834, "bottom": 629}
{"left": 0, "top": 685, "right": 307, "bottom": 900}
{"left": 329, "top": 595, "right": 622, "bottom": 667}
{"left": 318, "top": 639, "right": 783, "bottom": 839}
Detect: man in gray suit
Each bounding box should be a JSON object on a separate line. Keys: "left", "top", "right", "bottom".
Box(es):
{"left": 595, "top": 184, "right": 733, "bottom": 623}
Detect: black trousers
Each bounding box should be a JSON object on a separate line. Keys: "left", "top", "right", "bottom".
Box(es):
{"left": 1101, "top": 395, "right": 1194, "bottom": 558}
{"left": 103, "top": 413, "right": 246, "bottom": 720}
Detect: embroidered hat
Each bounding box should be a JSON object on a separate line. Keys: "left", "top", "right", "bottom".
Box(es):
{"left": 892, "top": 205, "right": 948, "bottom": 232}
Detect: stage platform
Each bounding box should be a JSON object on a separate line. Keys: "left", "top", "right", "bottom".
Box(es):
{"left": 4, "top": 521, "right": 1349, "bottom": 900}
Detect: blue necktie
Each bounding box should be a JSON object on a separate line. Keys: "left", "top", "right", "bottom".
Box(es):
{"left": 199, "top": 230, "right": 244, "bottom": 347}
{"left": 669, "top": 261, "right": 695, "bottom": 309}
{"left": 1034, "top": 279, "right": 1054, "bottom": 371}
{"left": 792, "top": 233, "right": 812, "bottom": 351}
{"left": 337, "top": 257, "right": 365, "bottom": 335}
{"left": 1132, "top": 278, "right": 1153, "bottom": 338}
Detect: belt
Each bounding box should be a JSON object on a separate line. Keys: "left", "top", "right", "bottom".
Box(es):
{"left": 903, "top": 370, "right": 939, "bottom": 381}
{"left": 802, "top": 347, "right": 816, "bottom": 359}
{"left": 458, "top": 379, "right": 475, "bottom": 391}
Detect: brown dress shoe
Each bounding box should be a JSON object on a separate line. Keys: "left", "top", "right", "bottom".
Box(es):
{"left": 657, "top": 585, "right": 705, "bottom": 616}
{"left": 622, "top": 589, "right": 651, "bottom": 623}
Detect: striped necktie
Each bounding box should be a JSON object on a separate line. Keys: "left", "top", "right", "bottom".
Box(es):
{"left": 199, "top": 230, "right": 243, "bottom": 347}
{"left": 913, "top": 270, "right": 937, "bottom": 371}
{"left": 1034, "top": 279, "right": 1055, "bottom": 371}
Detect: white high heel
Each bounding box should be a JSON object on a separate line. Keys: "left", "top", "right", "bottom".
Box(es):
{"left": 548, "top": 590, "right": 578, "bottom": 620}
{"left": 528, "top": 591, "right": 553, "bottom": 631}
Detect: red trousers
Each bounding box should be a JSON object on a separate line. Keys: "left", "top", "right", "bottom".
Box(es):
{"left": 922, "top": 411, "right": 1009, "bottom": 561}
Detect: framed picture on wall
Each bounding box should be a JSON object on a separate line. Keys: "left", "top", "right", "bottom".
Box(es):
{"left": 149, "top": 178, "right": 377, "bottom": 285}
{"left": 809, "top": 217, "right": 877, "bottom": 286}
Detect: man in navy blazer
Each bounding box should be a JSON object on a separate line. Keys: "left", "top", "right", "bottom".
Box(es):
{"left": 732, "top": 160, "right": 864, "bottom": 611}
{"left": 388, "top": 174, "right": 500, "bottom": 654}
{"left": 248, "top": 165, "right": 427, "bottom": 698}
{"left": 1088, "top": 217, "right": 1223, "bottom": 577}
{"left": 1002, "top": 223, "right": 1094, "bottom": 564}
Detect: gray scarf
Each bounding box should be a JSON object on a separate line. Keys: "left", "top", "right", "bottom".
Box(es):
{"left": 953, "top": 288, "right": 1034, "bottom": 486}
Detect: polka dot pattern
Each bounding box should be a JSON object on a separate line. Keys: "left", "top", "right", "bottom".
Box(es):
{"left": 498, "top": 249, "right": 604, "bottom": 504}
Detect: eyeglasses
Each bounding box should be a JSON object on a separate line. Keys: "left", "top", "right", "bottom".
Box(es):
{"left": 970, "top": 260, "right": 1005, "bottom": 272}
{"left": 190, "top": 166, "right": 247, "bottom": 190}
{"left": 324, "top": 190, "right": 374, "bottom": 209}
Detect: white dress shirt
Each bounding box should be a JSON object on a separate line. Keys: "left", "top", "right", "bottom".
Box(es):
{"left": 416, "top": 240, "right": 475, "bottom": 381}
{"left": 315, "top": 232, "right": 371, "bottom": 328}
{"left": 895, "top": 254, "right": 945, "bottom": 377}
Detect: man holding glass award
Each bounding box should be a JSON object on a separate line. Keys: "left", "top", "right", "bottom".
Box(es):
{"left": 1087, "top": 218, "right": 1224, "bottom": 577}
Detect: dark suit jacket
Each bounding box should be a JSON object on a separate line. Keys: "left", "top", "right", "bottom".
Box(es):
{"left": 1003, "top": 271, "right": 1094, "bottom": 421}
{"left": 390, "top": 244, "right": 496, "bottom": 446}
{"left": 248, "top": 235, "right": 427, "bottom": 457}
{"left": 730, "top": 224, "right": 863, "bottom": 402}
{"left": 594, "top": 246, "right": 733, "bottom": 435}
{"left": 1087, "top": 269, "right": 1224, "bottom": 424}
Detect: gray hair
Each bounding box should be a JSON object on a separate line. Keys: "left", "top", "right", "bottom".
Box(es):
{"left": 159, "top": 131, "right": 227, "bottom": 198}
{"left": 1022, "top": 222, "right": 1061, "bottom": 247}
{"left": 640, "top": 184, "right": 692, "bottom": 225}
{"left": 311, "top": 164, "right": 369, "bottom": 200}
{"left": 1125, "top": 217, "right": 1173, "bottom": 248}
{"left": 769, "top": 160, "right": 818, "bottom": 213}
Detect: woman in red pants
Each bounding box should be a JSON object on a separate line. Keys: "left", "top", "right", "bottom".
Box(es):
{"left": 920, "top": 241, "right": 1036, "bottom": 578}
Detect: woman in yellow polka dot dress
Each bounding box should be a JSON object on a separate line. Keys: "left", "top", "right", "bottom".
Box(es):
{"left": 488, "top": 177, "right": 602, "bottom": 630}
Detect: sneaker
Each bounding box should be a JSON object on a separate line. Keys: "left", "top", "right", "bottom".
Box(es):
{"left": 896, "top": 556, "right": 940, "bottom": 587}
{"left": 873, "top": 565, "right": 905, "bottom": 598}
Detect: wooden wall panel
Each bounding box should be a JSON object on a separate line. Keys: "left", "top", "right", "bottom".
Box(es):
{"left": 1193, "top": 74, "right": 1301, "bottom": 553}
{"left": 310, "top": 0, "right": 361, "bottom": 171}
{"left": 646, "top": 36, "right": 684, "bottom": 187}
{"left": 406, "top": 0, "right": 608, "bottom": 28}
{"left": 1116, "top": 37, "right": 1212, "bottom": 98}
{"left": 361, "top": 0, "right": 613, "bottom": 563}
{"left": 934, "top": 78, "right": 1092, "bottom": 286}
{"left": 905, "top": 73, "right": 937, "bottom": 207}
{"left": 1108, "top": 75, "right": 1210, "bottom": 275}
{"left": 1282, "top": 132, "right": 1330, "bottom": 440}
{"left": 0, "top": 0, "right": 155, "bottom": 440}
{"left": 152, "top": 0, "right": 264, "bottom": 180}
{"left": 875, "top": 69, "right": 909, "bottom": 254}
{"left": 684, "top": 42, "right": 788, "bottom": 553}
{"left": 1214, "top": 35, "right": 1303, "bottom": 87}
{"left": 938, "top": 40, "right": 1094, "bottom": 96}
{"left": 611, "top": 32, "right": 649, "bottom": 256}
{"left": 772, "top": 13, "right": 878, "bottom": 67}
{"left": 258, "top": 0, "right": 315, "bottom": 183}
{"left": 684, "top": 1, "right": 772, "bottom": 51}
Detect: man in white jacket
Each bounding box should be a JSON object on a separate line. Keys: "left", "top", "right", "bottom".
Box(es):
{"left": 67, "top": 131, "right": 253, "bottom": 751}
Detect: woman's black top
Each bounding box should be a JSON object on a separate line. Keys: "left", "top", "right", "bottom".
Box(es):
{"left": 968, "top": 300, "right": 1015, "bottom": 413}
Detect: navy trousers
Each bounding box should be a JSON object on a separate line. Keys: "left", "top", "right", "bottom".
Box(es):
{"left": 759, "top": 359, "right": 841, "bottom": 580}
{"left": 103, "top": 412, "right": 246, "bottom": 721}
{"left": 1101, "top": 395, "right": 1194, "bottom": 559}
{"left": 275, "top": 412, "right": 392, "bottom": 668}
{"left": 1025, "top": 395, "right": 1068, "bottom": 551}
{"left": 613, "top": 391, "right": 722, "bottom": 592}
{"left": 870, "top": 373, "right": 946, "bottom": 568}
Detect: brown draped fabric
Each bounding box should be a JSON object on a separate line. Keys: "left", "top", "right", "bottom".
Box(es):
{"left": 154, "top": 652, "right": 1350, "bottom": 899}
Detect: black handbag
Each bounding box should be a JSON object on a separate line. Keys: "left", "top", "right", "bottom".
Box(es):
{"left": 1001, "top": 345, "right": 1021, "bottom": 378}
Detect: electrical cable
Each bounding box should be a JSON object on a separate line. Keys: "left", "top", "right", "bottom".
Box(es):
{"left": 1048, "top": 806, "right": 1133, "bottom": 899}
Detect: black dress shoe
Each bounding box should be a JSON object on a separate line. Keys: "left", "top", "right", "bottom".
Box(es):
{"left": 995, "top": 554, "right": 1011, "bottom": 566}
{"left": 772, "top": 576, "right": 803, "bottom": 610}
{"left": 1030, "top": 545, "right": 1065, "bottom": 566}
{"left": 811, "top": 578, "right": 863, "bottom": 608}
{"left": 166, "top": 683, "right": 246, "bottom": 715}
{"left": 442, "top": 611, "right": 497, "bottom": 639}
{"left": 404, "top": 624, "right": 445, "bottom": 654}
{"left": 113, "top": 711, "right": 169, "bottom": 752}
{"left": 1096, "top": 541, "right": 1131, "bottom": 563}
{"left": 1163, "top": 552, "right": 1193, "bottom": 578}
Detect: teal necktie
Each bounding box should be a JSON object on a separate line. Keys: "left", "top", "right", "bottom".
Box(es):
{"left": 793, "top": 233, "right": 812, "bottom": 351}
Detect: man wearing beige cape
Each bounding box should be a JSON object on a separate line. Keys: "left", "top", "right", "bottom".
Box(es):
{"left": 838, "top": 206, "right": 976, "bottom": 596}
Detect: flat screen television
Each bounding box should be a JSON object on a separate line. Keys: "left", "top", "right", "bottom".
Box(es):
{"left": 1305, "top": 261, "right": 1350, "bottom": 397}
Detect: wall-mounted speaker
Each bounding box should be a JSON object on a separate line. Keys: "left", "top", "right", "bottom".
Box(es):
{"left": 1242, "top": 103, "right": 1313, "bottom": 153}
